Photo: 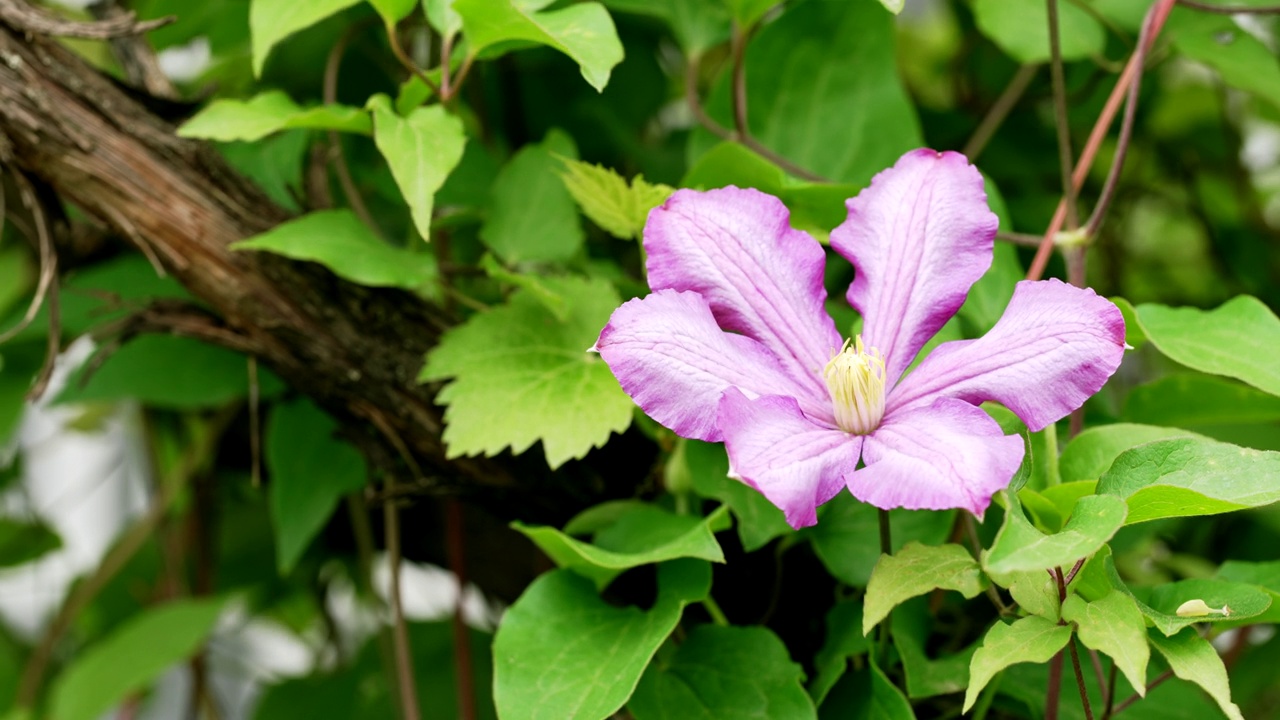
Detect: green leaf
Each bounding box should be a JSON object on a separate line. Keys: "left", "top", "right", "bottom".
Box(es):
{"left": 811, "top": 599, "right": 870, "bottom": 704}
{"left": 249, "top": 0, "right": 362, "bottom": 77}
{"left": 862, "top": 542, "right": 987, "bottom": 635}
{"left": 220, "top": 130, "right": 310, "bottom": 212}
{"left": 1142, "top": 578, "right": 1272, "bottom": 635}
{"left": 689, "top": 0, "right": 921, "bottom": 187}
{"left": 1060, "top": 424, "right": 1199, "bottom": 483}
{"left": 420, "top": 276, "right": 633, "bottom": 468}
{"left": 0, "top": 342, "right": 42, "bottom": 445}
{"left": 600, "top": 0, "right": 729, "bottom": 54}
{"left": 629, "top": 625, "right": 815, "bottom": 719}
{"left": 1112, "top": 297, "right": 1147, "bottom": 348}
{"left": 454, "top": 0, "right": 624, "bottom": 91}
{"left": 876, "top": 0, "right": 905, "bottom": 14}
{"left": 1061, "top": 591, "right": 1149, "bottom": 694}
{"left": 1124, "top": 375, "right": 1280, "bottom": 427}
{"left": 424, "top": 0, "right": 463, "bottom": 39}
{"left": 492, "top": 560, "right": 709, "bottom": 720}
{"left": 676, "top": 439, "right": 790, "bottom": 552}
{"left": 963, "top": 616, "right": 1073, "bottom": 713}
{"left": 1216, "top": 559, "right": 1280, "bottom": 624}
{"left": 1096, "top": 438, "right": 1280, "bottom": 524}
{"left": 818, "top": 660, "right": 915, "bottom": 719}
{"left": 1164, "top": 8, "right": 1280, "bottom": 112}
{"left": 972, "top": 0, "right": 1105, "bottom": 63}
{"left": 1134, "top": 296, "right": 1280, "bottom": 398}
{"left": 367, "top": 0, "right": 416, "bottom": 24}
{"left": 58, "top": 336, "right": 281, "bottom": 410}
{"left": 178, "top": 91, "right": 371, "bottom": 142}
{"left": 231, "top": 210, "right": 439, "bottom": 294}
{"left": 369, "top": 96, "right": 467, "bottom": 242}
{"left": 267, "top": 398, "right": 367, "bottom": 574}
{"left": 892, "top": 601, "right": 977, "bottom": 699}
{"left": 984, "top": 493, "right": 1127, "bottom": 574}
{"left": 723, "top": 0, "right": 777, "bottom": 27}
{"left": 511, "top": 504, "right": 729, "bottom": 589}
{"left": 482, "top": 131, "right": 584, "bottom": 263}
{"left": 49, "top": 597, "right": 229, "bottom": 720}
{"left": 558, "top": 158, "right": 673, "bottom": 240}
{"left": 1148, "top": 628, "right": 1245, "bottom": 720}
{"left": 0, "top": 518, "right": 61, "bottom": 568}
{"left": 808, "top": 493, "right": 955, "bottom": 586}
{"left": 1004, "top": 571, "right": 1061, "bottom": 621}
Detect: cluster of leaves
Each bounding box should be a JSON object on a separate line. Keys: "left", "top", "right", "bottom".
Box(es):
{"left": 1, "top": 0, "right": 1280, "bottom": 719}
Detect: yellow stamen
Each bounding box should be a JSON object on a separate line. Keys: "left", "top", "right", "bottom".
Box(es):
{"left": 823, "top": 335, "right": 886, "bottom": 435}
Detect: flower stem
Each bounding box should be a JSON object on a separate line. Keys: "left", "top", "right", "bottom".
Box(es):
{"left": 964, "top": 64, "right": 1039, "bottom": 161}
{"left": 1069, "top": 639, "right": 1095, "bottom": 720}
{"left": 1046, "top": 0, "right": 1080, "bottom": 230}
{"left": 384, "top": 478, "right": 422, "bottom": 720}
{"left": 702, "top": 596, "right": 729, "bottom": 626}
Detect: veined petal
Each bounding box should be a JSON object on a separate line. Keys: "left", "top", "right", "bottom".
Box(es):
{"left": 593, "top": 289, "right": 826, "bottom": 442}
{"left": 645, "top": 187, "right": 841, "bottom": 395}
{"left": 849, "top": 398, "right": 1024, "bottom": 517}
{"left": 717, "top": 388, "right": 860, "bottom": 529}
{"left": 830, "top": 149, "right": 998, "bottom": 384}
{"left": 888, "top": 279, "right": 1126, "bottom": 431}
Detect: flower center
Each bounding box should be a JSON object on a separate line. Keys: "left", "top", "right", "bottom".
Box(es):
{"left": 823, "top": 336, "right": 886, "bottom": 434}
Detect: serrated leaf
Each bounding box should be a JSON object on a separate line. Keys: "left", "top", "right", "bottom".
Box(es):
{"left": 0, "top": 518, "right": 61, "bottom": 568}
{"left": 267, "top": 398, "right": 367, "bottom": 574}
{"left": 454, "top": 0, "right": 623, "bottom": 91}
{"left": 558, "top": 158, "right": 673, "bottom": 240}
{"left": 231, "top": 210, "right": 439, "bottom": 295}
{"left": 178, "top": 91, "right": 371, "bottom": 142}
{"left": 420, "top": 276, "right": 633, "bottom": 468}
{"left": 1059, "top": 424, "right": 1199, "bottom": 483}
{"left": 1134, "top": 296, "right": 1280, "bottom": 398}
{"left": 481, "top": 131, "right": 584, "bottom": 263}
{"left": 963, "top": 616, "right": 1072, "bottom": 712}
{"left": 972, "top": 0, "right": 1105, "bottom": 63}
{"left": 367, "top": 0, "right": 416, "bottom": 24}
{"left": 249, "top": 0, "right": 362, "bottom": 77}
{"left": 370, "top": 96, "right": 467, "bottom": 242}
{"left": 1061, "top": 591, "right": 1149, "bottom": 694}
{"left": 493, "top": 561, "right": 709, "bottom": 720}
{"left": 862, "top": 542, "right": 986, "bottom": 635}
{"left": 479, "top": 254, "right": 568, "bottom": 321}
{"left": 676, "top": 439, "right": 790, "bottom": 552}
{"left": 984, "top": 492, "right": 1126, "bottom": 574}
{"left": 1148, "top": 628, "right": 1244, "bottom": 720}
{"left": 49, "top": 597, "right": 229, "bottom": 720}
{"left": 1096, "top": 438, "right": 1280, "bottom": 524}
{"left": 512, "top": 505, "right": 728, "bottom": 589}
{"left": 808, "top": 493, "right": 955, "bottom": 586}
{"left": 629, "top": 625, "right": 815, "bottom": 719}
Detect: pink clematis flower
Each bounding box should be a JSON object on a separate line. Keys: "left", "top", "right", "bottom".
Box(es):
{"left": 591, "top": 149, "right": 1126, "bottom": 529}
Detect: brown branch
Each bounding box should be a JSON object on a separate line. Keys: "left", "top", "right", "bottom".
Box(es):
{"left": 89, "top": 0, "right": 177, "bottom": 99}
{"left": 0, "top": 0, "right": 172, "bottom": 39}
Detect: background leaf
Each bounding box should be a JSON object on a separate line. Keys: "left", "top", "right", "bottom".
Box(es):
{"left": 1134, "top": 296, "right": 1280, "bottom": 398}
{"left": 178, "top": 91, "right": 371, "bottom": 142}
{"left": 481, "top": 131, "right": 584, "bottom": 263}
{"left": 249, "top": 0, "right": 361, "bottom": 76}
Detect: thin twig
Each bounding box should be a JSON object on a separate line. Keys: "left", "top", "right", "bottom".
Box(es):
{"left": 7, "top": 172, "right": 60, "bottom": 399}
{"left": 730, "top": 22, "right": 750, "bottom": 138}
{"left": 964, "top": 64, "right": 1040, "bottom": 160}
{"left": 1102, "top": 662, "right": 1117, "bottom": 719}
{"left": 1177, "top": 0, "right": 1280, "bottom": 12}
{"left": 324, "top": 20, "right": 383, "bottom": 235}
{"left": 964, "top": 515, "right": 1014, "bottom": 615}
{"left": 997, "top": 231, "right": 1049, "bottom": 247}
{"left": 1069, "top": 639, "right": 1095, "bottom": 720}
{"left": 1064, "top": 556, "right": 1087, "bottom": 586}
{"left": 446, "top": 499, "right": 476, "bottom": 720}
{"left": 0, "top": 173, "right": 58, "bottom": 346}
{"left": 444, "top": 55, "right": 475, "bottom": 104}
{"left": 385, "top": 20, "right": 440, "bottom": 97}
{"left": 90, "top": 0, "right": 177, "bottom": 98}
{"left": 1047, "top": 0, "right": 1080, "bottom": 229}
{"left": 384, "top": 476, "right": 422, "bottom": 720}
{"left": 1110, "top": 670, "right": 1174, "bottom": 715}
{"left": 1088, "top": 649, "right": 1109, "bottom": 711}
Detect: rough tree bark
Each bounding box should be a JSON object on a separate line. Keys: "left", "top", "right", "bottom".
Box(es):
{"left": 0, "top": 6, "right": 604, "bottom": 521}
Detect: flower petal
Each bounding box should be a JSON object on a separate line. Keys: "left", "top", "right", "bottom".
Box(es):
{"left": 594, "top": 289, "right": 826, "bottom": 442}
{"left": 849, "top": 398, "right": 1024, "bottom": 517}
{"left": 646, "top": 187, "right": 841, "bottom": 396}
{"left": 830, "top": 149, "right": 999, "bottom": 383}
{"left": 888, "top": 279, "right": 1126, "bottom": 431}
{"left": 717, "top": 388, "right": 860, "bottom": 529}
